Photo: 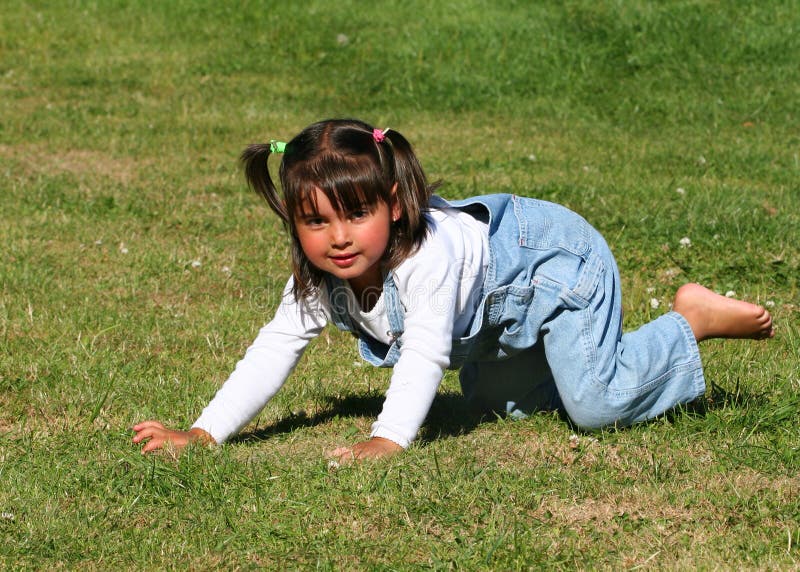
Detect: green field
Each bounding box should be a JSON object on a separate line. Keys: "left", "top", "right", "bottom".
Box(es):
{"left": 1, "top": 1, "right": 799, "bottom": 569}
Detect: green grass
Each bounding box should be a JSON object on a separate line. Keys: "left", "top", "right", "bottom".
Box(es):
{"left": 1, "top": 0, "right": 799, "bottom": 569}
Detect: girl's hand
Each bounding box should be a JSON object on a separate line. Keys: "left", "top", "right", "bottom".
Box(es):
{"left": 131, "top": 420, "right": 215, "bottom": 454}
{"left": 328, "top": 437, "right": 403, "bottom": 464}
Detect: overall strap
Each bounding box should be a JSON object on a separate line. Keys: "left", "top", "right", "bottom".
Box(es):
{"left": 382, "top": 272, "right": 405, "bottom": 346}
{"left": 324, "top": 273, "right": 406, "bottom": 346}
{"left": 323, "top": 275, "right": 357, "bottom": 332}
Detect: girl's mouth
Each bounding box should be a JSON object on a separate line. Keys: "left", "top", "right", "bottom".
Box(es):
{"left": 330, "top": 253, "right": 358, "bottom": 267}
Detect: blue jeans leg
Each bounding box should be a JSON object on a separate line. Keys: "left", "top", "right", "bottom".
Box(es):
{"left": 541, "top": 255, "right": 706, "bottom": 429}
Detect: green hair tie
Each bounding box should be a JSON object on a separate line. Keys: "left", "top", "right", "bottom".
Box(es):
{"left": 269, "top": 140, "right": 287, "bottom": 154}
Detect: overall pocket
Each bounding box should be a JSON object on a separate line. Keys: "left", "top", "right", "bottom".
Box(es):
{"left": 512, "top": 196, "right": 603, "bottom": 308}
{"left": 513, "top": 196, "right": 591, "bottom": 257}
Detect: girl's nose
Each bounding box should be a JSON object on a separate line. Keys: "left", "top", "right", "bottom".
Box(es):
{"left": 329, "top": 222, "right": 351, "bottom": 247}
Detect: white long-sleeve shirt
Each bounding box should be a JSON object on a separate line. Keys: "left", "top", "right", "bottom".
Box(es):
{"left": 192, "top": 204, "right": 489, "bottom": 447}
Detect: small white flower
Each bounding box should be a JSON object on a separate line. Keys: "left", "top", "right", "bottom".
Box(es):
{"left": 765, "top": 300, "right": 775, "bottom": 308}
{"left": 0, "top": 512, "right": 14, "bottom": 521}
{"left": 725, "top": 290, "right": 736, "bottom": 298}
{"left": 94, "top": 239, "right": 103, "bottom": 246}
{"left": 328, "top": 460, "right": 340, "bottom": 470}
{"left": 221, "top": 266, "right": 231, "bottom": 274}
{"left": 336, "top": 33, "right": 349, "bottom": 46}
{"left": 679, "top": 237, "right": 692, "bottom": 248}
{"left": 191, "top": 260, "right": 202, "bottom": 268}
{"left": 650, "top": 298, "right": 660, "bottom": 309}
{"left": 582, "top": 165, "right": 590, "bottom": 172}
{"left": 527, "top": 154, "right": 537, "bottom": 161}
{"left": 352, "top": 361, "right": 362, "bottom": 367}
{"left": 697, "top": 155, "right": 707, "bottom": 165}
{"left": 676, "top": 187, "right": 686, "bottom": 195}
{"left": 646, "top": 287, "right": 656, "bottom": 294}
{"left": 119, "top": 242, "right": 128, "bottom": 254}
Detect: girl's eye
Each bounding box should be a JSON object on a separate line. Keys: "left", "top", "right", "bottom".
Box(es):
{"left": 349, "top": 209, "right": 369, "bottom": 220}
{"left": 304, "top": 217, "right": 325, "bottom": 227}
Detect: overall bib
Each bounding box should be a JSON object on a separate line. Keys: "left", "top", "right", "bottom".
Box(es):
{"left": 325, "top": 194, "right": 706, "bottom": 429}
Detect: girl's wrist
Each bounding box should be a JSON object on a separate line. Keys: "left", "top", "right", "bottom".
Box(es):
{"left": 188, "top": 427, "right": 216, "bottom": 445}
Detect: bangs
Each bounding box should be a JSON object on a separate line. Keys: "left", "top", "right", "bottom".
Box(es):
{"left": 285, "top": 152, "right": 390, "bottom": 218}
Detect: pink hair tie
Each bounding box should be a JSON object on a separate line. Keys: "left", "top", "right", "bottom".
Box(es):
{"left": 372, "top": 128, "right": 386, "bottom": 143}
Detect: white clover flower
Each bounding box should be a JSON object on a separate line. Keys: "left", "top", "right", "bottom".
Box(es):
{"left": 679, "top": 237, "right": 692, "bottom": 248}
{"left": 336, "top": 34, "right": 349, "bottom": 46}
{"left": 725, "top": 291, "right": 736, "bottom": 298}
{"left": 221, "top": 265, "right": 231, "bottom": 274}
{"left": 528, "top": 154, "right": 537, "bottom": 162}
{"left": 765, "top": 300, "right": 775, "bottom": 308}
{"left": 650, "top": 298, "right": 660, "bottom": 309}
{"left": 94, "top": 239, "right": 103, "bottom": 246}
{"left": 676, "top": 187, "right": 686, "bottom": 195}
{"left": 191, "top": 260, "right": 202, "bottom": 268}
{"left": 697, "top": 155, "right": 707, "bottom": 165}
{"left": 646, "top": 287, "right": 656, "bottom": 294}
{"left": 119, "top": 242, "right": 128, "bottom": 254}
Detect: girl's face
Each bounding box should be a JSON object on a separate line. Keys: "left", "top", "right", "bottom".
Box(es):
{"left": 294, "top": 187, "right": 400, "bottom": 295}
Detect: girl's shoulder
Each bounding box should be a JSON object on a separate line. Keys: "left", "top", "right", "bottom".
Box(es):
{"left": 424, "top": 196, "right": 490, "bottom": 243}
{"left": 392, "top": 198, "right": 489, "bottom": 284}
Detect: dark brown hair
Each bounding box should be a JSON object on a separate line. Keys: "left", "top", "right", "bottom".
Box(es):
{"left": 241, "top": 119, "right": 436, "bottom": 299}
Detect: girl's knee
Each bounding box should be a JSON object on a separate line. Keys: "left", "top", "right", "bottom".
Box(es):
{"left": 566, "top": 412, "right": 608, "bottom": 431}
{"left": 562, "top": 401, "right": 631, "bottom": 430}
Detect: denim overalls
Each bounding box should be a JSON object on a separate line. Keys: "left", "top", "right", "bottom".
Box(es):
{"left": 325, "top": 194, "right": 706, "bottom": 429}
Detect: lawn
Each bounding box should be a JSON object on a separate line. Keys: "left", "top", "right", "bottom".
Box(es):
{"left": 1, "top": 1, "right": 799, "bottom": 569}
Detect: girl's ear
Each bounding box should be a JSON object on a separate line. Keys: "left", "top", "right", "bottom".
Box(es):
{"left": 390, "top": 183, "right": 402, "bottom": 222}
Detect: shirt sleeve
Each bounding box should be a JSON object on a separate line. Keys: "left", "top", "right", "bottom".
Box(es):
{"left": 192, "top": 279, "right": 327, "bottom": 444}
{"left": 369, "top": 228, "right": 463, "bottom": 448}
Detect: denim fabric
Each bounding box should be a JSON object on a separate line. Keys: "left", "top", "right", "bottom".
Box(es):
{"left": 325, "top": 194, "right": 706, "bottom": 429}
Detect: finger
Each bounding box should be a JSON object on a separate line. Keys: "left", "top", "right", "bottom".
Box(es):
{"left": 141, "top": 437, "right": 164, "bottom": 454}
{"left": 132, "top": 427, "right": 163, "bottom": 443}
{"left": 327, "top": 446, "right": 352, "bottom": 459}
{"left": 334, "top": 448, "right": 357, "bottom": 465}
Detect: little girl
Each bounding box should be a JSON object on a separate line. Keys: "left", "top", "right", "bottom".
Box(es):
{"left": 133, "top": 118, "right": 774, "bottom": 461}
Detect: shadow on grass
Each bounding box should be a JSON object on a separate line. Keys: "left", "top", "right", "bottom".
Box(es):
{"left": 665, "top": 379, "right": 773, "bottom": 420}
{"left": 232, "top": 380, "right": 772, "bottom": 445}
{"left": 232, "top": 390, "right": 499, "bottom": 445}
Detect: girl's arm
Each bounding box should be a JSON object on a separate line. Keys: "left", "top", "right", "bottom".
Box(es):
{"left": 332, "top": 215, "right": 480, "bottom": 460}
{"left": 328, "top": 317, "right": 450, "bottom": 462}
{"left": 133, "top": 279, "right": 326, "bottom": 453}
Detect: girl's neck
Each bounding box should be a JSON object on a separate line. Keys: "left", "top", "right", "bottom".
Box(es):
{"left": 347, "top": 267, "right": 385, "bottom": 312}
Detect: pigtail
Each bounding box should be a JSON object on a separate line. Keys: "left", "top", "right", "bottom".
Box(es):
{"left": 240, "top": 144, "right": 289, "bottom": 223}
{"left": 381, "top": 129, "right": 439, "bottom": 266}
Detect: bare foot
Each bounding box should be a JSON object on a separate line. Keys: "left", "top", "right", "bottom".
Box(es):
{"left": 672, "top": 283, "right": 774, "bottom": 342}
